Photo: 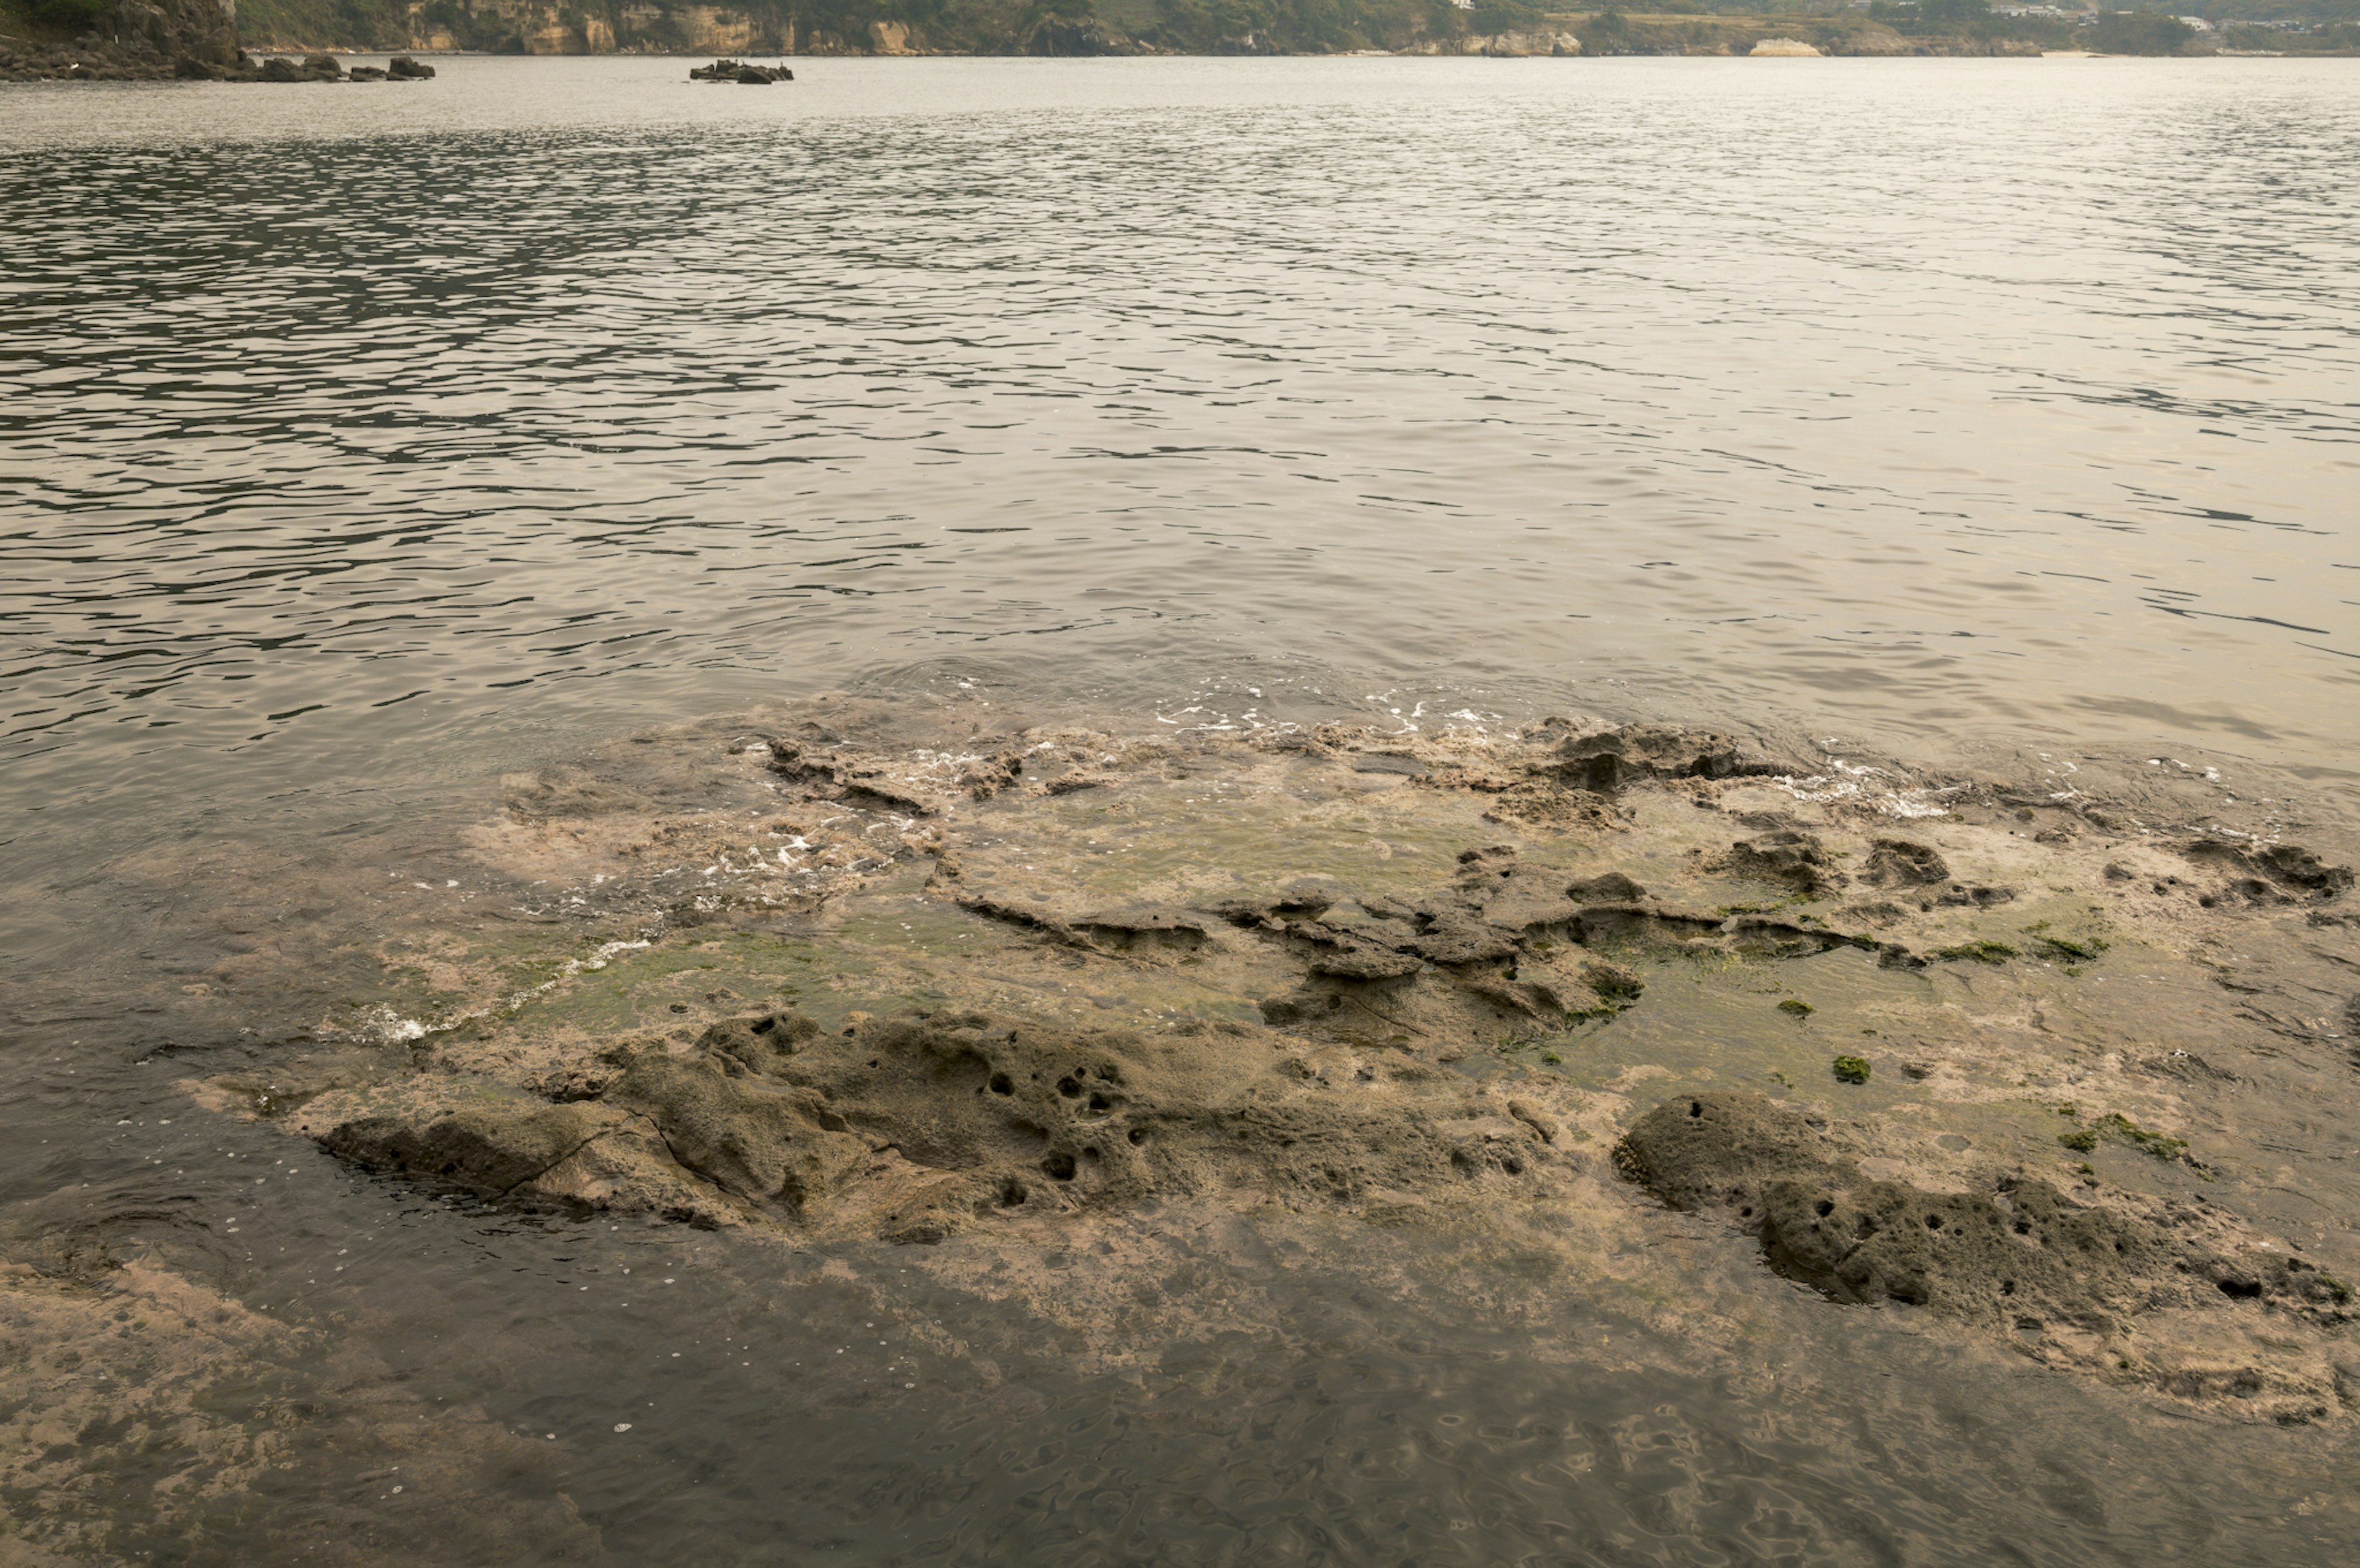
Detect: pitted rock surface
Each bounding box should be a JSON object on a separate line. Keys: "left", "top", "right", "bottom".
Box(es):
{"left": 242, "top": 705, "right": 2359, "bottom": 1419}
{"left": 1617, "top": 1093, "right": 2353, "bottom": 1379}
{"left": 307, "top": 1010, "right": 1568, "bottom": 1243}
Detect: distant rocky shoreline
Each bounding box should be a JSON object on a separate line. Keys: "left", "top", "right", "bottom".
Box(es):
{"left": 0, "top": 42, "right": 436, "bottom": 80}
{"left": 0, "top": 0, "right": 438, "bottom": 80}
{"left": 4, "top": 0, "right": 2304, "bottom": 82}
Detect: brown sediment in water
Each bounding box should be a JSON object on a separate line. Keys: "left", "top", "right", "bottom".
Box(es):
{"left": 173, "top": 699, "right": 2360, "bottom": 1424}
{"left": 0, "top": 1252, "right": 598, "bottom": 1565}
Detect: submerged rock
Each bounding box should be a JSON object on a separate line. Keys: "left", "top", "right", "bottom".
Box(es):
{"left": 1618, "top": 1093, "right": 2354, "bottom": 1417}
{"left": 229, "top": 700, "right": 2358, "bottom": 1417}
{"left": 1548, "top": 723, "right": 1785, "bottom": 792}
{"left": 2182, "top": 838, "right": 2356, "bottom": 901}
{"left": 1864, "top": 836, "right": 1949, "bottom": 887}
{"left": 603, "top": 1048, "right": 866, "bottom": 1212}
{"left": 1720, "top": 829, "right": 1841, "bottom": 896}
{"left": 316, "top": 1087, "right": 620, "bottom": 1199}
{"left": 303, "top": 1008, "right": 1567, "bottom": 1244}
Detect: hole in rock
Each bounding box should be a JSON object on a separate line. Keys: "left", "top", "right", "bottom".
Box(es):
{"left": 1042, "top": 1152, "right": 1077, "bottom": 1182}
{"left": 988, "top": 1073, "right": 1013, "bottom": 1096}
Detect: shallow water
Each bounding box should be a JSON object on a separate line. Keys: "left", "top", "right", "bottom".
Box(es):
{"left": 5, "top": 55, "right": 2360, "bottom": 1564}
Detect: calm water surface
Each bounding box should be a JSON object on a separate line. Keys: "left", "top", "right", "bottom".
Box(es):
{"left": 4, "top": 55, "right": 2359, "bottom": 1564}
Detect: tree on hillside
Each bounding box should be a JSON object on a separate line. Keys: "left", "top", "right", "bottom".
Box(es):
{"left": 2091, "top": 10, "right": 2198, "bottom": 52}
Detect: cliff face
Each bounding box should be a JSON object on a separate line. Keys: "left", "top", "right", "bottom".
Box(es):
{"left": 0, "top": 0, "right": 243, "bottom": 73}
{"left": 6, "top": 0, "right": 2082, "bottom": 61}
{"left": 119, "top": 0, "right": 242, "bottom": 63}
{"left": 229, "top": 1, "right": 1009, "bottom": 54}
{"left": 226, "top": 0, "right": 1464, "bottom": 57}
{"left": 0, "top": 0, "right": 1551, "bottom": 69}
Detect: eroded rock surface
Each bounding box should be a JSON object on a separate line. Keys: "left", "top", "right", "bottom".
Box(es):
{"left": 303, "top": 1008, "right": 1571, "bottom": 1245}
{"left": 187, "top": 701, "right": 2360, "bottom": 1421}
{"left": 1619, "top": 1092, "right": 2355, "bottom": 1420}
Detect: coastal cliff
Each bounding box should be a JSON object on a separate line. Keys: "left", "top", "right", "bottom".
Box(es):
{"left": 222, "top": 0, "right": 1476, "bottom": 57}
{"left": 0, "top": 0, "right": 238, "bottom": 60}
{"left": 116, "top": 0, "right": 238, "bottom": 60}
{"left": 2, "top": 0, "right": 2257, "bottom": 63}
{"left": 0, "top": 0, "right": 248, "bottom": 75}
{"left": 126, "top": 1, "right": 2154, "bottom": 60}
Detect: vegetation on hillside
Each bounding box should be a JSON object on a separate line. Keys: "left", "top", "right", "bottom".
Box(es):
{"left": 224, "top": 0, "right": 1475, "bottom": 53}
{"left": 14, "top": 0, "right": 2356, "bottom": 57}
{"left": 1, "top": 0, "right": 112, "bottom": 34}
{"left": 2091, "top": 9, "right": 2198, "bottom": 50}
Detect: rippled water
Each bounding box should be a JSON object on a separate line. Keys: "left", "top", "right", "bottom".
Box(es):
{"left": 6, "top": 55, "right": 2360, "bottom": 1564}
{"left": 8, "top": 58, "right": 2360, "bottom": 850}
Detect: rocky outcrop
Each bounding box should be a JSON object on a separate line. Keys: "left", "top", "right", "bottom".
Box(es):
{"left": 1618, "top": 1092, "right": 2355, "bottom": 1420}
{"left": 4, "top": 1, "right": 2081, "bottom": 64}
{"left": 1, "top": 0, "right": 238, "bottom": 78}
{"left": 2181, "top": 837, "right": 2356, "bottom": 903}
{"left": 1402, "top": 29, "right": 1579, "bottom": 57}
{"left": 1024, "top": 15, "right": 1115, "bottom": 56}
{"left": 302, "top": 1007, "right": 1571, "bottom": 1244}
{"left": 1548, "top": 722, "right": 1790, "bottom": 792}
{"left": 1617, "top": 1093, "right": 2342, "bottom": 1330}
{"left": 689, "top": 57, "right": 791, "bottom": 81}
{"left": 124, "top": 0, "right": 238, "bottom": 63}
{"left": 1863, "top": 836, "right": 1949, "bottom": 887}
{"left": 0, "top": 1, "right": 444, "bottom": 80}
{"left": 1718, "top": 829, "right": 1843, "bottom": 897}
{"left": 200, "top": 698, "right": 2359, "bottom": 1421}
{"left": 254, "top": 50, "right": 342, "bottom": 79}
